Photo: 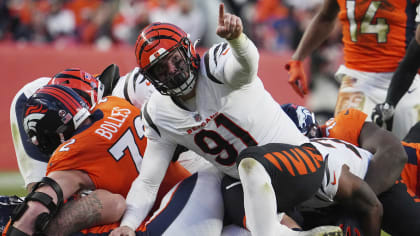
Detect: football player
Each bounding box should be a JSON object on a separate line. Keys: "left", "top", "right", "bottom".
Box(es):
{"left": 286, "top": 0, "right": 420, "bottom": 140}
{"left": 10, "top": 65, "right": 155, "bottom": 192}
{"left": 284, "top": 104, "right": 420, "bottom": 235}
{"left": 4, "top": 84, "right": 227, "bottom": 236}
{"left": 110, "top": 4, "right": 345, "bottom": 236}
{"left": 372, "top": 22, "right": 420, "bottom": 130}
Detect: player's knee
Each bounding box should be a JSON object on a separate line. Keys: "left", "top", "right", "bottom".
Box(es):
{"left": 238, "top": 157, "right": 259, "bottom": 175}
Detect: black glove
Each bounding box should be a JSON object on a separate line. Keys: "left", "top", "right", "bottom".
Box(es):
{"left": 371, "top": 102, "right": 394, "bottom": 131}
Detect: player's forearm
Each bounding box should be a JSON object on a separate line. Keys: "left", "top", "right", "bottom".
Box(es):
{"left": 385, "top": 37, "right": 420, "bottom": 106}
{"left": 292, "top": 4, "right": 338, "bottom": 61}
{"left": 364, "top": 147, "right": 406, "bottom": 195}
{"left": 224, "top": 33, "right": 259, "bottom": 87}
{"left": 347, "top": 180, "right": 383, "bottom": 236}
{"left": 360, "top": 123, "right": 407, "bottom": 194}
{"left": 120, "top": 176, "right": 160, "bottom": 230}
{"left": 46, "top": 190, "right": 125, "bottom": 236}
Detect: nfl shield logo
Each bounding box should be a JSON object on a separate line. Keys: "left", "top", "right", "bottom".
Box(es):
{"left": 194, "top": 114, "right": 201, "bottom": 122}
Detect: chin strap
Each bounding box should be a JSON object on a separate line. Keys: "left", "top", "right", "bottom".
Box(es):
{"left": 5, "top": 177, "right": 64, "bottom": 236}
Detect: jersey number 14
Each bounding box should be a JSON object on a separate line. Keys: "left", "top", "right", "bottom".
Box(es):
{"left": 346, "top": 0, "right": 389, "bottom": 43}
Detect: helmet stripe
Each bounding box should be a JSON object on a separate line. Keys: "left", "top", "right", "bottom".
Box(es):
{"left": 135, "top": 24, "right": 187, "bottom": 66}
{"left": 47, "top": 86, "right": 82, "bottom": 111}
{"left": 37, "top": 86, "right": 82, "bottom": 115}
{"left": 52, "top": 73, "right": 92, "bottom": 86}
{"left": 38, "top": 87, "right": 78, "bottom": 115}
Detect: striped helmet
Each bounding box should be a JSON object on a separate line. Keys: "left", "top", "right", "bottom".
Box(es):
{"left": 48, "top": 68, "right": 104, "bottom": 107}
{"left": 135, "top": 22, "right": 200, "bottom": 96}
{"left": 23, "top": 85, "right": 90, "bottom": 157}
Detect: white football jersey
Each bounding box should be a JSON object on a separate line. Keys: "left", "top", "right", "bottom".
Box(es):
{"left": 300, "top": 138, "right": 373, "bottom": 208}
{"left": 143, "top": 43, "right": 309, "bottom": 178}
{"left": 112, "top": 67, "right": 156, "bottom": 109}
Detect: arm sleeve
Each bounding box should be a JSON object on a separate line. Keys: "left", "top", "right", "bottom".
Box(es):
{"left": 385, "top": 29, "right": 420, "bottom": 106}
{"left": 120, "top": 139, "right": 176, "bottom": 230}
{"left": 223, "top": 33, "right": 259, "bottom": 88}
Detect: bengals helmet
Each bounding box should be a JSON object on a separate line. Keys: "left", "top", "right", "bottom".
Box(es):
{"left": 135, "top": 22, "right": 200, "bottom": 96}
{"left": 23, "top": 85, "right": 91, "bottom": 157}
{"left": 48, "top": 68, "right": 104, "bottom": 107}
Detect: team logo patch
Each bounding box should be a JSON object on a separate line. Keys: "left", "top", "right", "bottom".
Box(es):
{"left": 58, "top": 109, "right": 72, "bottom": 124}
{"left": 149, "top": 48, "right": 167, "bottom": 63}
{"left": 194, "top": 113, "right": 201, "bottom": 122}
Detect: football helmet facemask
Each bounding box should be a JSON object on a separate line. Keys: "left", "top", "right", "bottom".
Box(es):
{"left": 135, "top": 22, "right": 200, "bottom": 96}
{"left": 48, "top": 68, "right": 104, "bottom": 107}
{"left": 23, "top": 85, "right": 91, "bottom": 157}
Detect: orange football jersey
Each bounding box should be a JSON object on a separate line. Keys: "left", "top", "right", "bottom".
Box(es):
{"left": 337, "top": 0, "right": 418, "bottom": 72}
{"left": 400, "top": 141, "right": 420, "bottom": 196}
{"left": 46, "top": 96, "right": 190, "bottom": 200}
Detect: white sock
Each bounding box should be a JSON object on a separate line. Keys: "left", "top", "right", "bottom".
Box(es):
{"left": 238, "top": 157, "right": 298, "bottom": 236}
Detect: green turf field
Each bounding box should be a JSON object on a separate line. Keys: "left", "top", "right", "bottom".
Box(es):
{"left": 0, "top": 171, "right": 26, "bottom": 196}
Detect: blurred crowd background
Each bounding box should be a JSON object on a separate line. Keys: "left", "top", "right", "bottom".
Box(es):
{"left": 0, "top": 0, "right": 348, "bottom": 171}
{"left": 0, "top": 0, "right": 345, "bottom": 118}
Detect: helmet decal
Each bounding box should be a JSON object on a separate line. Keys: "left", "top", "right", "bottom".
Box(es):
{"left": 25, "top": 104, "right": 48, "bottom": 116}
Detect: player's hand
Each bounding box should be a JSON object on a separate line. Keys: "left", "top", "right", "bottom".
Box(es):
{"left": 335, "top": 213, "right": 362, "bottom": 236}
{"left": 216, "top": 3, "right": 243, "bottom": 40}
{"left": 109, "top": 226, "right": 135, "bottom": 236}
{"left": 285, "top": 60, "right": 308, "bottom": 98}
{"left": 371, "top": 102, "right": 394, "bottom": 131}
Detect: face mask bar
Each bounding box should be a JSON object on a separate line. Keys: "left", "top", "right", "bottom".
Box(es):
{"left": 144, "top": 39, "right": 198, "bottom": 96}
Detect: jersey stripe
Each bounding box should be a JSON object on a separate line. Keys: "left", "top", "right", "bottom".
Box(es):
{"left": 123, "top": 71, "right": 132, "bottom": 105}
{"left": 264, "top": 153, "right": 284, "bottom": 172}
{"left": 271, "top": 152, "right": 296, "bottom": 176}
{"left": 204, "top": 53, "right": 223, "bottom": 84}
{"left": 404, "top": 145, "right": 418, "bottom": 165}
{"left": 143, "top": 102, "right": 161, "bottom": 136}
{"left": 38, "top": 86, "right": 79, "bottom": 115}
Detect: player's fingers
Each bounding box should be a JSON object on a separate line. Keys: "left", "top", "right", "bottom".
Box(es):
{"left": 288, "top": 80, "right": 304, "bottom": 98}
{"left": 222, "top": 14, "right": 230, "bottom": 32}
{"left": 301, "top": 80, "right": 309, "bottom": 94}
{"left": 219, "top": 3, "right": 225, "bottom": 26}
{"left": 234, "top": 17, "right": 241, "bottom": 33}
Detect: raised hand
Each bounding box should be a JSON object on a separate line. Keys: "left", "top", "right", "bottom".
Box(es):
{"left": 285, "top": 60, "right": 308, "bottom": 98}
{"left": 216, "top": 3, "right": 243, "bottom": 40}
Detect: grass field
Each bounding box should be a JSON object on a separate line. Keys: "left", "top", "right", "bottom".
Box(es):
{"left": 0, "top": 171, "right": 391, "bottom": 235}
{"left": 0, "top": 171, "right": 26, "bottom": 196}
